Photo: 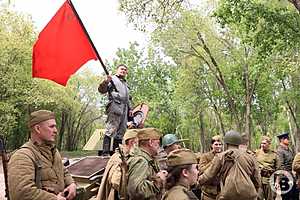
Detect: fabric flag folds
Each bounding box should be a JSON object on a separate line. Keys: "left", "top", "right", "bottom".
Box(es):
{"left": 32, "top": 0, "right": 97, "bottom": 86}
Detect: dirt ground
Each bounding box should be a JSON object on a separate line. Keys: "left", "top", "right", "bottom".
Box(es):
{"left": 0, "top": 160, "right": 6, "bottom": 200}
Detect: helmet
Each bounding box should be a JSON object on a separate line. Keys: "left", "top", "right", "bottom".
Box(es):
{"left": 224, "top": 130, "right": 242, "bottom": 145}
{"left": 162, "top": 134, "right": 186, "bottom": 148}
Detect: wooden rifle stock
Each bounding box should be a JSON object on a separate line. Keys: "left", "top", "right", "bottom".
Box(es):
{"left": 0, "top": 135, "right": 10, "bottom": 200}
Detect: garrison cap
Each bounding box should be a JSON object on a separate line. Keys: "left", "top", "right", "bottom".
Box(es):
{"left": 123, "top": 129, "right": 138, "bottom": 142}
{"left": 137, "top": 128, "right": 161, "bottom": 140}
{"left": 277, "top": 132, "right": 289, "bottom": 140}
{"left": 29, "top": 110, "right": 55, "bottom": 127}
{"left": 167, "top": 149, "right": 197, "bottom": 167}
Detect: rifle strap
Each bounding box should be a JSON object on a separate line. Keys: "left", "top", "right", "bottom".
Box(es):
{"left": 20, "top": 145, "right": 43, "bottom": 189}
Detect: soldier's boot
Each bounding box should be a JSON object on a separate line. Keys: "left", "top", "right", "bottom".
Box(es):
{"left": 102, "top": 135, "right": 111, "bottom": 156}
{"left": 113, "top": 138, "right": 122, "bottom": 152}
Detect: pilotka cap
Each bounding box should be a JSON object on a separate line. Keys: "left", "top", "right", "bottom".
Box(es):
{"left": 167, "top": 149, "right": 197, "bottom": 167}
{"left": 137, "top": 128, "right": 161, "bottom": 140}
{"left": 123, "top": 129, "right": 138, "bottom": 142}
{"left": 29, "top": 110, "right": 55, "bottom": 127}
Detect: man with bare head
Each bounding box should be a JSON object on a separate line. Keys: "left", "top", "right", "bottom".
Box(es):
{"left": 198, "top": 135, "right": 223, "bottom": 200}
{"left": 255, "top": 136, "right": 279, "bottom": 200}
{"left": 98, "top": 64, "right": 132, "bottom": 155}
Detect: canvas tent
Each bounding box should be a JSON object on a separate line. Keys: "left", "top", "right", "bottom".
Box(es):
{"left": 83, "top": 129, "right": 105, "bottom": 150}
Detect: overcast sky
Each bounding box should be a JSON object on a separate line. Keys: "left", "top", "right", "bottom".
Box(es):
{"left": 10, "top": 0, "right": 147, "bottom": 75}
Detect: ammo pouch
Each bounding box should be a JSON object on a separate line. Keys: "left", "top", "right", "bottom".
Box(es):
{"left": 106, "top": 99, "right": 123, "bottom": 116}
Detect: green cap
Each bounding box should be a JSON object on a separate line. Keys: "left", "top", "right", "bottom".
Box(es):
{"left": 162, "top": 134, "right": 187, "bottom": 148}
{"left": 167, "top": 149, "right": 197, "bottom": 167}
{"left": 123, "top": 129, "right": 138, "bottom": 142}
{"left": 29, "top": 110, "right": 55, "bottom": 127}
{"left": 137, "top": 128, "right": 161, "bottom": 140}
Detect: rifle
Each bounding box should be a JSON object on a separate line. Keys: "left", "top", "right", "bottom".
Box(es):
{"left": 0, "top": 135, "right": 10, "bottom": 200}
{"left": 118, "top": 148, "right": 128, "bottom": 200}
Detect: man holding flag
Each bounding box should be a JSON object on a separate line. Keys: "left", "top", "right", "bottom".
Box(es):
{"left": 98, "top": 64, "right": 132, "bottom": 156}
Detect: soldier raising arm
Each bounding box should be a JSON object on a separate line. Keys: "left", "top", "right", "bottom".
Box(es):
{"left": 98, "top": 64, "right": 132, "bottom": 155}
{"left": 198, "top": 130, "right": 261, "bottom": 200}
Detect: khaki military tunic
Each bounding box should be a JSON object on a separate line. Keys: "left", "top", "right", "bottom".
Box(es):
{"left": 255, "top": 149, "right": 280, "bottom": 184}
{"left": 8, "top": 140, "right": 74, "bottom": 200}
{"left": 255, "top": 149, "right": 279, "bottom": 200}
{"left": 97, "top": 146, "right": 127, "bottom": 200}
{"left": 198, "top": 148, "right": 261, "bottom": 200}
{"left": 199, "top": 151, "right": 220, "bottom": 200}
{"left": 293, "top": 153, "right": 300, "bottom": 175}
{"left": 293, "top": 153, "right": 300, "bottom": 189}
{"left": 127, "top": 147, "right": 161, "bottom": 200}
{"left": 162, "top": 183, "right": 199, "bottom": 200}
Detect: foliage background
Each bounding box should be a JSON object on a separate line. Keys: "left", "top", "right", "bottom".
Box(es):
{"left": 1, "top": 0, "right": 300, "bottom": 152}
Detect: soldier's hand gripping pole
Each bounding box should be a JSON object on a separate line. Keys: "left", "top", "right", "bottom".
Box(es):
{"left": 0, "top": 135, "right": 10, "bottom": 200}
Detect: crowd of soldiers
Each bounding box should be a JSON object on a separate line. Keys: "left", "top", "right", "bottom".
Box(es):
{"left": 97, "top": 128, "right": 300, "bottom": 200}
{"left": 6, "top": 109, "right": 300, "bottom": 200}
{"left": 6, "top": 64, "right": 300, "bottom": 200}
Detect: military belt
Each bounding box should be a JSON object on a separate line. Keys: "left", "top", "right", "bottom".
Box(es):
{"left": 109, "top": 97, "right": 129, "bottom": 104}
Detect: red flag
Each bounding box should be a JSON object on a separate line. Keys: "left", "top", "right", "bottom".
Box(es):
{"left": 32, "top": 1, "right": 97, "bottom": 86}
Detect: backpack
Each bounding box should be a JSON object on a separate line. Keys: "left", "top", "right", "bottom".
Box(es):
{"left": 218, "top": 150, "right": 257, "bottom": 200}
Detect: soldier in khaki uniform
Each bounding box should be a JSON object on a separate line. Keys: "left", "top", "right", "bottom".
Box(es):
{"left": 8, "top": 110, "right": 76, "bottom": 200}
{"left": 198, "top": 130, "right": 261, "bottom": 200}
{"left": 96, "top": 129, "right": 138, "bottom": 200}
{"left": 293, "top": 153, "right": 300, "bottom": 190}
{"left": 198, "top": 135, "right": 222, "bottom": 200}
{"left": 162, "top": 149, "right": 199, "bottom": 200}
{"left": 255, "top": 136, "right": 280, "bottom": 200}
{"left": 127, "top": 128, "right": 168, "bottom": 200}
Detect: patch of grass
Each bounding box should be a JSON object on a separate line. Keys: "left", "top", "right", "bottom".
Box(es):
{"left": 61, "top": 150, "right": 98, "bottom": 158}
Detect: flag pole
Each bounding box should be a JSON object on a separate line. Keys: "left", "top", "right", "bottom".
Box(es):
{"left": 68, "top": 0, "right": 109, "bottom": 75}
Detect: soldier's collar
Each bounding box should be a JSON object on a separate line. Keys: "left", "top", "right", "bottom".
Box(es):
{"left": 116, "top": 75, "right": 127, "bottom": 81}
{"left": 176, "top": 181, "right": 190, "bottom": 190}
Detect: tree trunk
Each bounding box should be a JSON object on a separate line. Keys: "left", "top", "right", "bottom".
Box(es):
{"left": 244, "top": 61, "right": 252, "bottom": 148}
{"left": 199, "top": 111, "right": 206, "bottom": 153}
{"left": 58, "top": 111, "right": 67, "bottom": 150}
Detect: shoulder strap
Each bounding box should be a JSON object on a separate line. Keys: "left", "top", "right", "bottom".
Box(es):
{"left": 20, "top": 145, "right": 43, "bottom": 189}
{"left": 218, "top": 150, "right": 242, "bottom": 181}
{"left": 184, "top": 190, "right": 199, "bottom": 200}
